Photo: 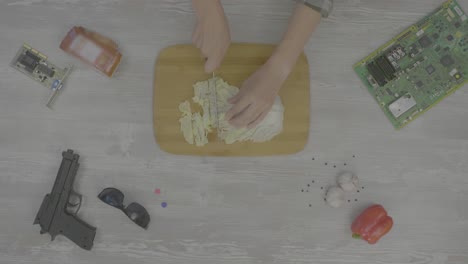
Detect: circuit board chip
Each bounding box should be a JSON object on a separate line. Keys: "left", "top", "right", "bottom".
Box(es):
{"left": 426, "top": 65, "right": 436, "bottom": 75}
{"left": 419, "top": 35, "right": 432, "bottom": 48}
{"left": 440, "top": 55, "right": 455, "bottom": 66}
{"left": 389, "top": 94, "right": 417, "bottom": 118}
{"left": 37, "top": 64, "right": 55, "bottom": 78}
{"left": 354, "top": 0, "right": 468, "bottom": 129}
{"left": 18, "top": 51, "right": 40, "bottom": 73}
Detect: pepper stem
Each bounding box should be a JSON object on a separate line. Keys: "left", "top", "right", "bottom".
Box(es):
{"left": 352, "top": 234, "right": 361, "bottom": 239}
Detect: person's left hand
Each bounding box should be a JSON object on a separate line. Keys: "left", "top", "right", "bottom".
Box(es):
{"left": 225, "top": 62, "right": 288, "bottom": 129}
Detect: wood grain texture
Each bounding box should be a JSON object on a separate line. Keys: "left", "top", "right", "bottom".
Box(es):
{"left": 1, "top": 0, "right": 468, "bottom": 264}
{"left": 154, "top": 44, "right": 309, "bottom": 156}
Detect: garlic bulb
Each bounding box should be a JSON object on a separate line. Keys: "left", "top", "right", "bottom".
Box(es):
{"left": 337, "top": 172, "right": 359, "bottom": 192}
{"left": 325, "top": 186, "right": 345, "bottom": 208}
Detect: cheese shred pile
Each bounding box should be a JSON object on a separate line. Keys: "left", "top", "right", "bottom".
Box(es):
{"left": 179, "top": 77, "right": 284, "bottom": 146}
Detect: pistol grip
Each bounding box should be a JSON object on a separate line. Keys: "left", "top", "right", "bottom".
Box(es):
{"left": 59, "top": 213, "right": 97, "bottom": 250}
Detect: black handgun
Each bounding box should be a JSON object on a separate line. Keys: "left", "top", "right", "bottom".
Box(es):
{"left": 34, "top": 149, "right": 96, "bottom": 250}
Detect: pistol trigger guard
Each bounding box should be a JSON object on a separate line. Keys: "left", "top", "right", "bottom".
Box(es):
{"left": 67, "top": 190, "right": 83, "bottom": 215}
{"left": 67, "top": 201, "right": 82, "bottom": 215}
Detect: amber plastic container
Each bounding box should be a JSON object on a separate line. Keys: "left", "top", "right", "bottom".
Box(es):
{"left": 60, "top": 26, "right": 122, "bottom": 77}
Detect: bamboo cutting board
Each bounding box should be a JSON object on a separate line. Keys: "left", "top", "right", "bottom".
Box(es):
{"left": 153, "top": 44, "right": 310, "bottom": 156}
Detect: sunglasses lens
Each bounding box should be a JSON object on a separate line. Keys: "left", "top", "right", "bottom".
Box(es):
{"left": 98, "top": 188, "right": 124, "bottom": 208}
{"left": 124, "top": 202, "right": 150, "bottom": 229}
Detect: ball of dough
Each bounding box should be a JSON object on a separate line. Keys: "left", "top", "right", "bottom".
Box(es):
{"left": 325, "top": 186, "right": 345, "bottom": 208}
{"left": 337, "top": 172, "right": 359, "bottom": 192}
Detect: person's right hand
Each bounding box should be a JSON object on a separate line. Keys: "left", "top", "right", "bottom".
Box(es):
{"left": 192, "top": 0, "right": 231, "bottom": 73}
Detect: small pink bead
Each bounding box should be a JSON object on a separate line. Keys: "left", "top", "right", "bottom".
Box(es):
{"left": 154, "top": 188, "right": 161, "bottom": 195}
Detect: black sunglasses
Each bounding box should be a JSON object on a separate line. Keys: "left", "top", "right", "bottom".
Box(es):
{"left": 98, "top": 187, "right": 150, "bottom": 229}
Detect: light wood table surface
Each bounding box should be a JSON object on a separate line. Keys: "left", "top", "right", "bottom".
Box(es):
{"left": 1, "top": 1, "right": 467, "bottom": 263}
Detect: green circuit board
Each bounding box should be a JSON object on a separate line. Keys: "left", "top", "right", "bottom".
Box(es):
{"left": 11, "top": 44, "right": 72, "bottom": 92}
{"left": 354, "top": 0, "right": 468, "bottom": 129}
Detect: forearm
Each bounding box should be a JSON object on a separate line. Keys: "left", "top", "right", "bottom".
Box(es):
{"left": 269, "top": 4, "right": 322, "bottom": 79}
{"left": 192, "top": 0, "right": 222, "bottom": 16}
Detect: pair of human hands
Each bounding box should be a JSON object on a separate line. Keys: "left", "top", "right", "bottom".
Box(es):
{"left": 192, "top": 0, "right": 287, "bottom": 129}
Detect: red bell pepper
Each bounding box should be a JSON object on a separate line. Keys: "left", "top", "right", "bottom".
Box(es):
{"left": 351, "top": 204, "right": 393, "bottom": 244}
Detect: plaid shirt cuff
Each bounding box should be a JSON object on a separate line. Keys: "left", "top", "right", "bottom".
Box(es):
{"left": 297, "top": 0, "right": 333, "bottom": 18}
